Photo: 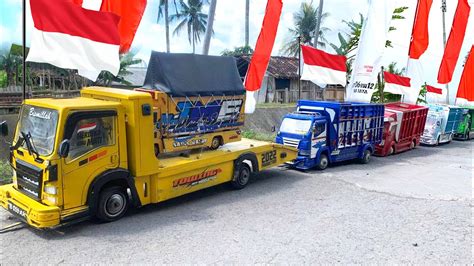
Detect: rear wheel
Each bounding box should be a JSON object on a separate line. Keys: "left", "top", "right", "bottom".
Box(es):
{"left": 389, "top": 145, "right": 395, "bottom": 155}
{"left": 436, "top": 136, "right": 440, "bottom": 146}
{"left": 360, "top": 149, "right": 371, "bottom": 164}
{"left": 210, "top": 137, "right": 221, "bottom": 150}
{"left": 96, "top": 186, "right": 129, "bottom": 222}
{"left": 316, "top": 154, "right": 329, "bottom": 170}
{"left": 230, "top": 164, "right": 251, "bottom": 190}
{"left": 410, "top": 140, "right": 416, "bottom": 149}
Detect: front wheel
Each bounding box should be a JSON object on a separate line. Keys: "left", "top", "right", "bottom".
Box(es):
{"left": 230, "top": 164, "right": 251, "bottom": 190}
{"left": 95, "top": 186, "right": 129, "bottom": 222}
{"left": 209, "top": 137, "right": 221, "bottom": 150}
{"left": 360, "top": 149, "right": 371, "bottom": 164}
{"left": 315, "top": 154, "right": 329, "bottom": 170}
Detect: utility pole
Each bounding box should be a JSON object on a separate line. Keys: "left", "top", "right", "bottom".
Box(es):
{"left": 298, "top": 36, "right": 301, "bottom": 100}
{"left": 441, "top": 0, "right": 449, "bottom": 104}
{"left": 313, "top": 0, "right": 324, "bottom": 48}
{"left": 22, "top": 0, "right": 27, "bottom": 100}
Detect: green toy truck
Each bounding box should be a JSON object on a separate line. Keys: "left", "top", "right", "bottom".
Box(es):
{"left": 454, "top": 107, "right": 474, "bottom": 140}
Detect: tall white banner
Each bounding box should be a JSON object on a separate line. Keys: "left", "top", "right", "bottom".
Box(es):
{"left": 346, "top": 0, "right": 395, "bottom": 102}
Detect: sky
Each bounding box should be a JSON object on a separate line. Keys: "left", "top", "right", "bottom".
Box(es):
{"left": 0, "top": 0, "right": 473, "bottom": 102}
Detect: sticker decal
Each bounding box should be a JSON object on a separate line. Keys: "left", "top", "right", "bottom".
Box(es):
{"left": 173, "top": 169, "right": 222, "bottom": 188}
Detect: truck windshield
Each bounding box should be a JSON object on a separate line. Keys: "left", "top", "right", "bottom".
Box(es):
{"left": 16, "top": 105, "right": 59, "bottom": 156}
{"left": 280, "top": 118, "right": 312, "bottom": 135}
{"left": 426, "top": 115, "right": 439, "bottom": 128}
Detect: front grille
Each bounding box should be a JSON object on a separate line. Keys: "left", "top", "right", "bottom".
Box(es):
{"left": 16, "top": 160, "right": 43, "bottom": 200}
{"left": 282, "top": 137, "right": 300, "bottom": 148}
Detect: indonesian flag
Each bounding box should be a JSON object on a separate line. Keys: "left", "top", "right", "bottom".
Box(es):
{"left": 301, "top": 45, "right": 347, "bottom": 86}
{"left": 405, "top": 0, "right": 434, "bottom": 105}
{"left": 244, "top": 0, "right": 283, "bottom": 114}
{"left": 437, "top": 0, "right": 471, "bottom": 84}
{"left": 27, "top": 0, "right": 120, "bottom": 81}
{"left": 456, "top": 46, "right": 474, "bottom": 104}
{"left": 77, "top": 122, "right": 97, "bottom": 134}
{"left": 426, "top": 85, "right": 445, "bottom": 104}
{"left": 383, "top": 71, "right": 410, "bottom": 93}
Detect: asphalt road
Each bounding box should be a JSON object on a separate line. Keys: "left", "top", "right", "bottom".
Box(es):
{"left": 0, "top": 141, "right": 472, "bottom": 264}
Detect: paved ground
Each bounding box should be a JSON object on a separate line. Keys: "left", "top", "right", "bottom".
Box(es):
{"left": 0, "top": 141, "right": 472, "bottom": 264}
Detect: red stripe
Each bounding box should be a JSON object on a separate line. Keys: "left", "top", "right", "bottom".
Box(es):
{"left": 408, "top": 0, "right": 433, "bottom": 59}
{"left": 30, "top": 0, "right": 120, "bottom": 45}
{"left": 302, "top": 45, "right": 346, "bottom": 72}
{"left": 426, "top": 85, "right": 443, "bottom": 94}
{"left": 437, "top": 0, "right": 471, "bottom": 84}
{"left": 456, "top": 46, "right": 474, "bottom": 101}
{"left": 244, "top": 0, "right": 283, "bottom": 91}
{"left": 383, "top": 72, "right": 411, "bottom": 87}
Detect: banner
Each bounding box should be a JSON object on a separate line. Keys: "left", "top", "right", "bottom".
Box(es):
{"left": 456, "top": 46, "right": 474, "bottom": 104}
{"left": 346, "top": 0, "right": 395, "bottom": 102}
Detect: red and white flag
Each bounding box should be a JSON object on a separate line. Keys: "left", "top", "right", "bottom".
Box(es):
{"left": 301, "top": 45, "right": 347, "bottom": 86}
{"left": 405, "top": 0, "right": 434, "bottom": 104}
{"left": 383, "top": 72, "right": 411, "bottom": 94}
{"left": 456, "top": 46, "right": 474, "bottom": 104}
{"left": 26, "top": 0, "right": 121, "bottom": 81}
{"left": 437, "top": 0, "right": 471, "bottom": 84}
{"left": 426, "top": 85, "right": 445, "bottom": 104}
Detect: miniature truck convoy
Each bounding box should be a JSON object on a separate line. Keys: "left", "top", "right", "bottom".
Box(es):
{"left": 421, "top": 104, "right": 464, "bottom": 145}
{"left": 375, "top": 103, "right": 428, "bottom": 156}
{"left": 276, "top": 101, "right": 384, "bottom": 170}
{"left": 454, "top": 106, "right": 474, "bottom": 140}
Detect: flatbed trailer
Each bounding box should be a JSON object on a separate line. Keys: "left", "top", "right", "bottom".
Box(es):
{"left": 0, "top": 88, "right": 297, "bottom": 229}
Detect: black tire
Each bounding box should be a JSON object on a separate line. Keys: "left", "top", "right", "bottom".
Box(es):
{"left": 436, "top": 136, "right": 440, "bottom": 146}
{"left": 95, "top": 186, "right": 129, "bottom": 222}
{"left": 315, "top": 153, "right": 329, "bottom": 170}
{"left": 209, "top": 137, "right": 221, "bottom": 150}
{"left": 230, "top": 164, "right": 251, "bottom": 190}
{"left": 360, "top": 149, "right": 371, "bottom": 164}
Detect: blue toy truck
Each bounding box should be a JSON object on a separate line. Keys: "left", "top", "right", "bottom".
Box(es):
{"left": 276, "top": 100, "right": 384, "bottom": 170}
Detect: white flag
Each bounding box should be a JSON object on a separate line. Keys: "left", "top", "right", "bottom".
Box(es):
{"left": 346, "top": 0, "right": 395, "bottom": 102}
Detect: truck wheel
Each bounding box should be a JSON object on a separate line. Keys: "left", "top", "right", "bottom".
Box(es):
{"left": 389, "top": 145, "right": 395, "bottom": 155}
{"left": 360, "top": 150, "right": 371, "bottom": 164}
{"left": 210, "top": 137, "right": 221, "bottom": 150}
{"left": 230, "top": 164, "right": 251, "bottom": 190}
{"left": 316, "top": 154, "right": 329, "bottom": 170}
{"left": 96, "top": 186, "right": 129, "bottom": 222}
{"left": 410, "top": 140, "right": 416, "bottom": 149}
{"left": 436, "top": 136, "right": 440, "bottom": 146}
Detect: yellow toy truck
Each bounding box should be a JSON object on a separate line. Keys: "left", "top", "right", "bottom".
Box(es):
{"left": 0, "top": 87, "right": 297, "bottom": 229}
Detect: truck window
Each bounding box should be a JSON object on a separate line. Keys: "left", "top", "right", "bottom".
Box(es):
{"left": 314, "top": 123, "right": 325, "bottom": 136}
{"left": 67, "top": 116, "right": 115, "bottom": 163}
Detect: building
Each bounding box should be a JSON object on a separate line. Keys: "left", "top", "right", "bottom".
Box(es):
{"left": 236, "top": 56, "right": 345, "bottom": 103}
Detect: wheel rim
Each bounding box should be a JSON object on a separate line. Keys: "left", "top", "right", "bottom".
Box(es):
{"left": 320, "top": 157, "right": 328, "bottom": 168}
{"left": 389, "top": 147, "right": 394, "bottom": 155}
{"left": 365, "top": 151, "right": 371, "bottom": 161}
{"left": 239, "top": 167, "right": 250, "bottom": 185}
{"left": 411, "top": 141, "right": 415, "bottom": 149}
{"left": 105, "top": 193, "right": 126, "bottom": 218}
{"left": 212, "top": 138, "right": 220, "bottom": 148}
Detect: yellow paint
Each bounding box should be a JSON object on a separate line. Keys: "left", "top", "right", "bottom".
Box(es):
{"left": 0, "top": 87, "right": 297, "bottom": 229}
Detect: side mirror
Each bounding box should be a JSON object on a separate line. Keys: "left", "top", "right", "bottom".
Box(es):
{"left": 0, "top": 121, "right": 8, "bottom": 137}
{"left": 58, "top": 139, "right": 70, "bottom": 158}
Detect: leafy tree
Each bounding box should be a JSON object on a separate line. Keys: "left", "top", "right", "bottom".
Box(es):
{"left": 221, "top": 45, "right": 254, "bottom": 56}
{"left": 281, "top": 1, "right": 330, "bottom": 57}
{"left": 170, "top": 0, "right": 209, "bottom": 53}
{"left": 95, "top": 52, "right": 143, "bottom": 87}
{"left": 0, "top": 52, "right": 21, "bottom": 86}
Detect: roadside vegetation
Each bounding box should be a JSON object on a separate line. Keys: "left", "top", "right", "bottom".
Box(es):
{"left": 0, "top": 160, "right": 12, "bottom": 185}
{"left": 242, "top": 130, "right": 276, "bottom": 142}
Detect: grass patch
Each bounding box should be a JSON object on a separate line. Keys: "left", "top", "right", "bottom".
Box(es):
{"left": 256, "top": 103, "right": 296, "bottom": 109}
{"left": 242, "top": 130, "right": 276, "bottom": 142}
{"left": 0, "top": 160, "right": 12, "bottom": 185}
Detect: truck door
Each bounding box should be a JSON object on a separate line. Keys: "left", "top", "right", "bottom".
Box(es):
{"left": 311, "top": 121, "right": 327, "bottom": 158}
{"left": 61, "top": 111, "right": 120, "bottom": 210}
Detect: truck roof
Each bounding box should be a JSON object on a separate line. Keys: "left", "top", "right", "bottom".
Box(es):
{"left": 298, "top": 100, "right": 383, "bottom": 108}
{"left": 385, "top": 102, "right": 427, "bottom": 112}
{"left": 25, "top": 96, "right": 121, "bottom": 111}
{"left": 81, "top": 87, "right": 151, "bottom": 100}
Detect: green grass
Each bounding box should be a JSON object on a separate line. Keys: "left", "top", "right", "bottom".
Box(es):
{"left": 0, "top": 160, "right": 12, "bottom": 185}
{"left": 242, "top": 130, "right": 276, "bottom": 142}
{"left": 256, "top": 103, "right": 296, "bottom": 109}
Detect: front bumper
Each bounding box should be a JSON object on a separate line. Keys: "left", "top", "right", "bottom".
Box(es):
{"left": 0, "top": 184, "right": 60, "bottom": 228}
{"left": 420, "top": 135, "right": 436, "bottom": 145}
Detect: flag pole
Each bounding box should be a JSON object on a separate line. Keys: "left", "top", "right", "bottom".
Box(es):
{"left": 441, "top": 0, "right": 449, "bottom": 104}
{"left": 298, "top": 36, "right": 301, "bottom": 100}
{"left": 22, "top": 0, "right": 27, "bottom": 100}
{"left": 379, "top": 66, "right": 385, "bottom": 103}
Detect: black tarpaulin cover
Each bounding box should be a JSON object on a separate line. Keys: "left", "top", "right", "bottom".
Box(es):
{"left": 143, "top": 52, "right": 245, "bottom": 96}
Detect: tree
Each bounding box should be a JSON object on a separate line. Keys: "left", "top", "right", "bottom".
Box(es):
{"left": 95, "top": 52, "right": 143, "bottom": 87}
{"left": 158, "top": 0, "right": 178, "bottom": 53}
{"left": 170, "top": 0, "right": 209, "bottom": 53}
{"left": 281, "top": 1, "right": 330, "bottom": 57}
{"left": 221, "top": 45, "right": 254, "bottom": 56}
{"left": 202, "top": 0, "right": 217, "bottom": 55}
{"left": 371, "top": 62, "right": 405, "bottom": 103}
{"left": 0, "top": 52, "right": 21, "bottom": 86}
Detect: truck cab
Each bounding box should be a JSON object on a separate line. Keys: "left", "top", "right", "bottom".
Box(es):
{"left": 454, "top": 107, "right": 474, "bottom": 140}
{"left": 421, "top": 105, "right": 464, "bottom": 145}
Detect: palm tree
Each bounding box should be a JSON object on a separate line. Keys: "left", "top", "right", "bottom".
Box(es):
{"left": 281, "top": 1, "right": 330, "bottom": 57}
{"left": 202, "top": 0, "right": 217, "bottom": 55}
{"left": 158, "top": 0, "right": 179, "bottom": 53}
{"left": 95, "top": 52, "right": 143, "bottom": 86}
{"left": 170, "top": 0, "right": 208, "bottom": 53}
{"left": 245, "top": 0, "right": 250, "bottom": 47}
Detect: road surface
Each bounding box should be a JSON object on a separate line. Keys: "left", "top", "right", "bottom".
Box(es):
{"left": 0, "top": 141, "right": 472, "bottom": 264}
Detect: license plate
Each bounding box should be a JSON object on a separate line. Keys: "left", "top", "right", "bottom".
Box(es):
{"left": 7, "top": 201, "right": 28, "bottom": 221}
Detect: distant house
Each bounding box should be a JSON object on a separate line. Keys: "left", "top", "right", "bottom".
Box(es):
{"left": 236, "top": 56, "right": 345, "bottom": 103}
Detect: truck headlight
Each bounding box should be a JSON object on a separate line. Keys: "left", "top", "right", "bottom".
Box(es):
{"left": 44, "top": 185, "right": 57, "bottom": 195}
{"left": 299, "top": 149, "right": 311, "bottom": 156}
{"left": 44, "top": 195, "right": 57, "bottom": 205}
